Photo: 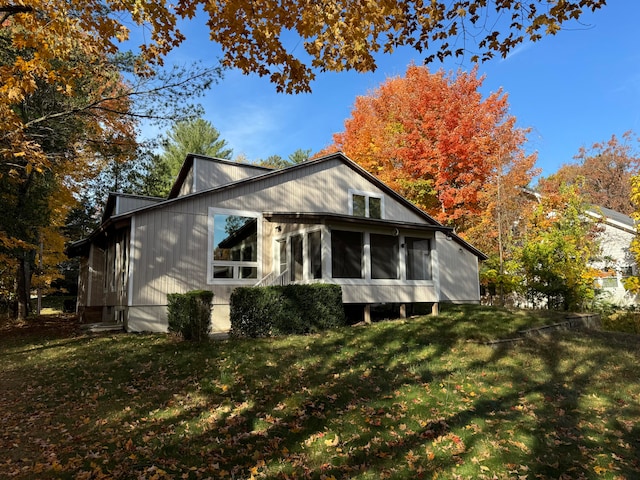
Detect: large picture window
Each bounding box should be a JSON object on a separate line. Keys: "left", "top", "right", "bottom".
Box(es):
{"left": 209, "top": 209, "right": 260, "bottom": 281}
{"left": 406, "top": 237, "right": 432, "bottom": 280}
{"left": 331, "top": 230, "right": 363, "bottom": 278}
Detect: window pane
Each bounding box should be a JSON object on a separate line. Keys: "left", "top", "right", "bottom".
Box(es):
{"left": 290, "top": 234, "right": 303, "bottom": 281}
{"left": 331, "top": 230, "right": 363, "bottom": 278}
{"left": 213, "top": 265, "right": 234, "bottom": 278}
{"left": 369, "top": 197, "right": 382, "bottom": 219}
{"left": 278, "top": 240, "right": 287, "bottom": 275}
{"left": 309, "top": 230, "right": 322, "bottom": 279}
{"left": 352, "top": 194, "right": 366, "bottom": 217}
{"left": 240, "top": 267, "right": 258, "bottom": 279}
{"left": 213, "top": 215, "right": 257, "bottom": 262}
{"left": 371, "top": 234, "right": 398, "bottom": 279}
{"left": 406, "top": 237, "right": 431, "bottom": 280}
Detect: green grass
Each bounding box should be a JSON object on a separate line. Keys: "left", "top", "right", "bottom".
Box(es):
{"left": 1, "top": 305, "right": 639, "bottom": 479}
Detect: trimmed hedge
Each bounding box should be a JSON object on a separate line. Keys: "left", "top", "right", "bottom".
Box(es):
{"left": 167, "top": 290, "right": 214, "bottom": 341}
{"left": 230, "top": 284, "right": 345, "bottom": 338}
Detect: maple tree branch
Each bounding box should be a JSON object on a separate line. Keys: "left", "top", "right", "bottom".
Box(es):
{"left": 0, "top": 5, "right": 33, "bottom": 24}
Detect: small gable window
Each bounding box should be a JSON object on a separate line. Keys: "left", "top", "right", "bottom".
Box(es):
{"left": 349, "top": 190, "right": 383, "bottom": 219}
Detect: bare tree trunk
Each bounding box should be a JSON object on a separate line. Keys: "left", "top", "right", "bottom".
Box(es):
{"left": 15, "top": 252, "right": 33, "bottom": 320}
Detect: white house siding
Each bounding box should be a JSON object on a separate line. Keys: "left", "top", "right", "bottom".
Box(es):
{"left": 177, "top": 168, "right": 194, "bottom": 197}
{"left": 192, "top": 157, "right": 271, "bottom": 193}
{"left": 436, "top": 231, "right": 481, "bottom": 303}
{"left": 596, "top": 222, "right": 635, "bottom": 271}
{"left": 181, "top": 159, "right": 428, "bottom": 225}
{"left": 115, "top": 196, "right": 162, "bottom": 216}
{"left": 593, "top": 222, "right": 638, "bottom": 305}
{"left": 340, "top": 284, "right": 438, "bottom": 304}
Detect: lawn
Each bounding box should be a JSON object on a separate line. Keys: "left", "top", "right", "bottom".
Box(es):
{"left": 1, "top": 305, "right": 639, "bottom": 479}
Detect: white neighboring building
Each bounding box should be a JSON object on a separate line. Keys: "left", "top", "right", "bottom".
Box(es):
{"left": 588, "top": 206, "right": 639, "bottom": 305}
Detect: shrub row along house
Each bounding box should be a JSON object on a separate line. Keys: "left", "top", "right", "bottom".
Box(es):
{"left": 67, "top": 153, "right": 487, "bottom": 333}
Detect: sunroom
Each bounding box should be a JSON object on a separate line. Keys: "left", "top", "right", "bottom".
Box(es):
{"left": 259, "top": 212, "right": 455, "bottom": 322}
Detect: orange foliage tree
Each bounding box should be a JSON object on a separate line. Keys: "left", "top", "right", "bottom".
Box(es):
{"left": 320, "top": 65, "right": 538, "bottom": 241}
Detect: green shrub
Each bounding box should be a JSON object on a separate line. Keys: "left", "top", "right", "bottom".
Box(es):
{"left": 601, "top": 311, "right": 640, "bottom": 335}
{"left": 167, "top": 290, "right": 214, "bottom": 341}
{"left": 230, "top": 284, "right": 345, "bottom": 338}
{"left": 229, "top": 286, "right": 282, "bottom": 338}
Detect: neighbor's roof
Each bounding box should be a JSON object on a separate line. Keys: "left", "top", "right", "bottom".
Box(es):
{"left": 587, "top": 206, "right": 636, "bottom": 233}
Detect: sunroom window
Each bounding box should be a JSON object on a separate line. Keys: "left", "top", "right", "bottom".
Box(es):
{"left": 370, "top": 233, "right": 399, "bottom": 279}
{"left": 331, "top": 230, "right": 363, "bottom": 278}
{"left": 406, "top": 237, "right": 432, "bottom": 280}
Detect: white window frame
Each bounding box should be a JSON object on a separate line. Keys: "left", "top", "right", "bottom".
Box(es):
{"left": 207, "top": 207, "right": 262, "bottom": 284}
{"left": 348, "top": 189, "right": 385, "bottom": 219}
{"left": 329, "top": 227, "right": 435, "bottom": 285}
{"left": 274, "top": 226, "right": 325, "bottom": 283}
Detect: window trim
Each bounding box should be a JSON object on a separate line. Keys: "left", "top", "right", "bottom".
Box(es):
{"left": 207, "top": 207, "right": 262, "bottom": 284}
{"left": 348, "top": 189, "right": 384, "bottom": 219}
{"left": 274, "top": 226, "right": 325, "bottom": 283}
{"left": 329, "top": 227, "right": 435, "bottom": 285}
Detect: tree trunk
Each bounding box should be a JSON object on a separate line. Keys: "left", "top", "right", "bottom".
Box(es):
{"left": 15, "top": 251, "right": 33, "bottom": 320}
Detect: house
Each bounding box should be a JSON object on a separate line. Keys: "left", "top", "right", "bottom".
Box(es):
{"left": 587, "top": 206, "right": 639, "bottom": 305}
{"left": 67, "top": 152, "right": 487, "bottom": 333}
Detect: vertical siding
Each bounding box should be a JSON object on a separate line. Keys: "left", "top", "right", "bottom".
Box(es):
{"left": 178, "top": 168, "right": 194, "bottom": 197}
{"left": 76, "top": 257, "right": 89, "bottom": 310}
{"left": 436, "top": 232, "right": 481, "bottom": 302}
{"left": 115, "top": 196, "right": 162, "bottom": 215}
{"left": 88, "top": 245, "right": 105, "bottom": 307}
{"left": 340, "top": 284, "right": 438, "bottom": 303}
{"left": 193, "top": 158, "right": 270, "bottom": 192}
{"left": 180, "top": 159, "right": 428, "bottom": 224}
{"left": 131, "top": 208, "right": 210, "bottom": 306}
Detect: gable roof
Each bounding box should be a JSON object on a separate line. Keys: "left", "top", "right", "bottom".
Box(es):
{"left": 68, "top": 152, "right": 487, "bottom": 260}
{"left": 586, "top": 206, "right": 636, "bottom": 234}
{"left": 168, "top": 153, "right": 273, "bottom": 199}
{"left": 101, "top": 192, "right": 164, "bottom": 223}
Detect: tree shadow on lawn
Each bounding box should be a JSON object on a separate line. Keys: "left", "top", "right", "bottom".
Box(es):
{"left": 116, "top": 322, "right": 640, "bottom": 478}
{"left": 155, "top": 326, "right": 639, "bottom": 478}
{"left": 2, "top": 315, "right": 640, "bottom": 479}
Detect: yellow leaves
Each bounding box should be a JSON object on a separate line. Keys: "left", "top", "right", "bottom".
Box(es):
{"left": 593, "top": 465, "right": 609, "bottom": 474}
{"left": 324, "top": 434, "right": 340, "bottom": 447}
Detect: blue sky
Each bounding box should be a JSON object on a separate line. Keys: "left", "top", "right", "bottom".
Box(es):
{"left": 146, "top": 2, "right": 640, "bottom": 178}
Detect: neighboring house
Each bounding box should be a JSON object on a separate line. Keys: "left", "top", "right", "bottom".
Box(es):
{"left": 587, "top": 206, "right": 639, "bottom": 305}
{"left": 67, "top": 152, "right": 487, "bottom": 333}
